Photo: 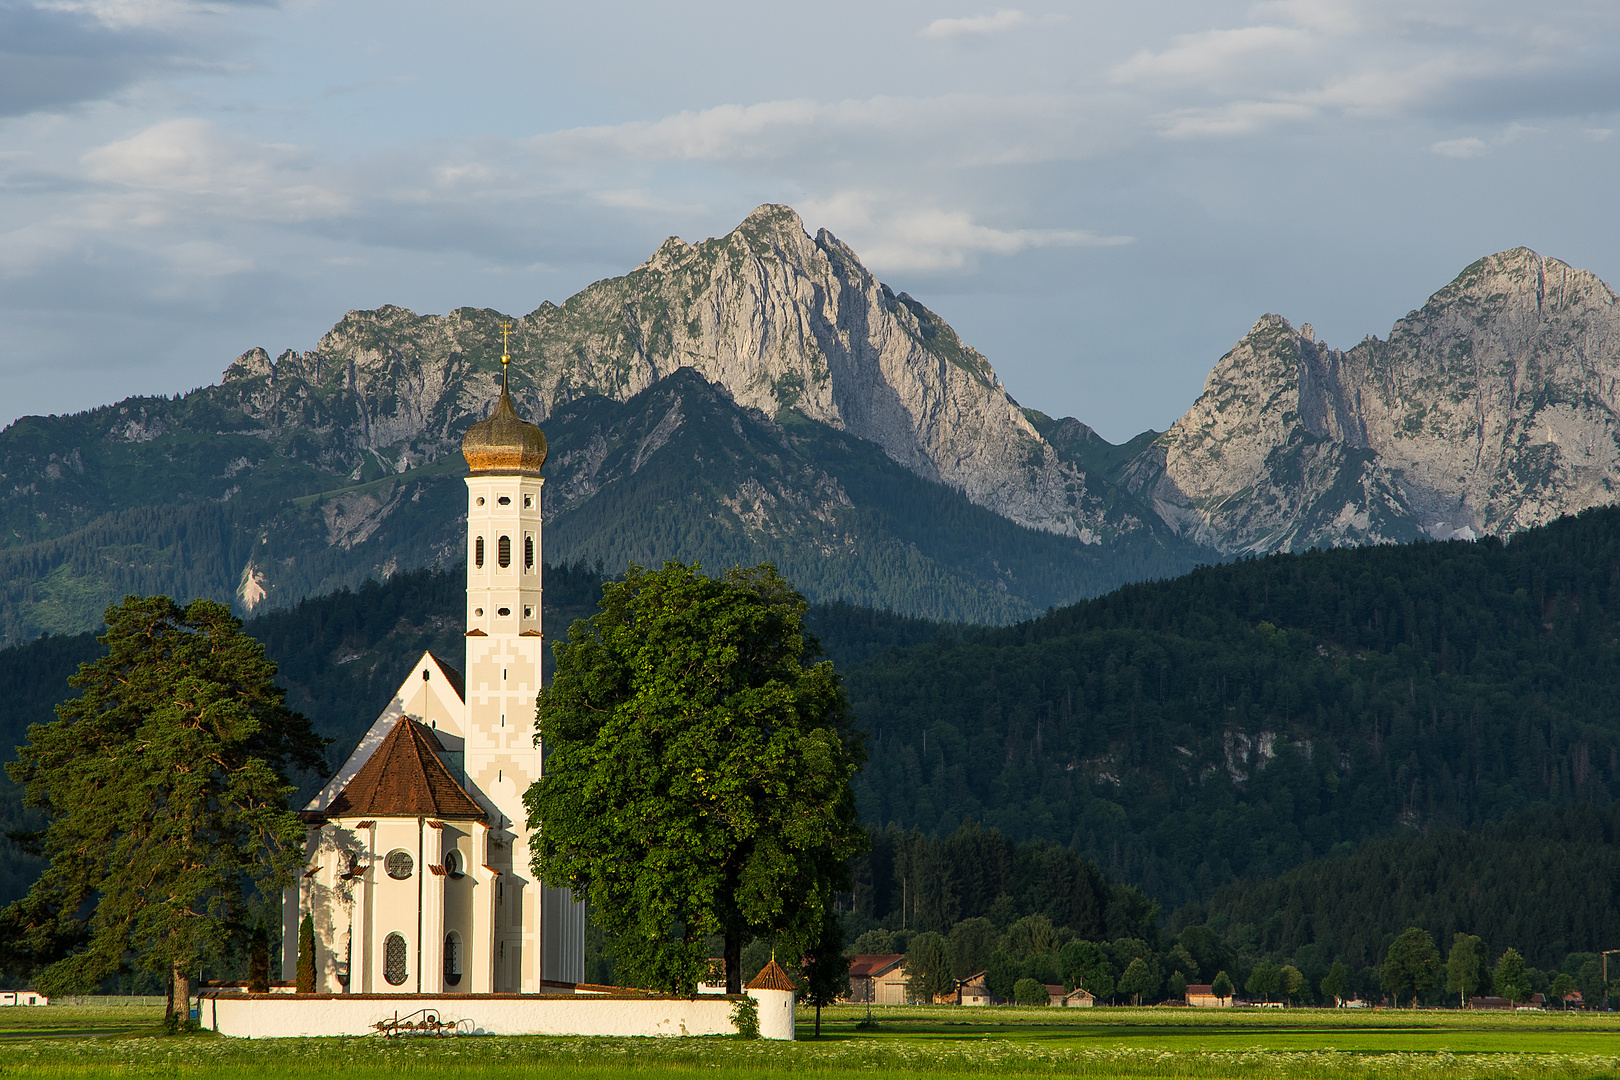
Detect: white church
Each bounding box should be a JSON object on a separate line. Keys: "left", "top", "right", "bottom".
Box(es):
{"left": 282, "top": 359, "right": 586, "bottom": 995}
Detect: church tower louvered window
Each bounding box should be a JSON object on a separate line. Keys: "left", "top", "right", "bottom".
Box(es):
{"left": 474, "top": 536, "right": 484, "bottom": 567}
{"left": 524, "top": 535, "right": 534, "bottom": 569}
{"left": 498, "top": 535, "right": 511, "bottom": 567}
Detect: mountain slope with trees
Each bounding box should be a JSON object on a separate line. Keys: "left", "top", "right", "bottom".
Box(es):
{"left": 0, "top": 560, "right": 953, "bottom": 908}
{"left": 9, "top": 213, "right": 1620, "bottom": 645}
{"left": 1181, "top": 805, "right": 1620, "bottom": 974}
{"left": 0, "top": 368, "right": 1201, "bottom": 644}
{"left": 843, "top": 505, "right": 1620, "bottom": 905}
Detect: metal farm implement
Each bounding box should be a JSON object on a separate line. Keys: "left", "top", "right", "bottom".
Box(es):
{"left": 371, "top": 1009, "right": 472, "bottom": 1037}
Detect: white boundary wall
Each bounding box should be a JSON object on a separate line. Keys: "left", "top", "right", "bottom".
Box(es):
{"left": 202, "top": 992, "right": 768, "bottom": 1038}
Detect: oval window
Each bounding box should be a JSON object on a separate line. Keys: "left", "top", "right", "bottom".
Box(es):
{"left": 444, "top": 850, "right": 462, "bottom": 878}
{"left": 476, "top": 496, "right": 485, "bottom": 506}
{"left": 498, "top": 536, "right": 511, "bottom": 567}
{"left": 384, "top": 933, "right": 408, "bottom": 986}
{"left": 497, "top": 495, "right": 511, "bottom": 505}
{"left": 385, "top": 850, "right": 413, "bottom": 880}
{"left": 523, "top": 494, "right": 532, "bottom": 508}
{"left": 474, "top": 607, "right": 484, "bottom": 617}
{"left": 474, "top": 536, "right": 484, "bottom": 568}
{"left": 497, "top": 607, "right": 510, "bottom": 617}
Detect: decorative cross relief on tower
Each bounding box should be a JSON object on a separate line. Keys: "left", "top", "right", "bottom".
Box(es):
{"left": 458, "top": 326, "right": 583, "bottom": 990}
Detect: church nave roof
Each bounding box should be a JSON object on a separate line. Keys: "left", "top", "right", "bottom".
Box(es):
{"left": 323, "top": 717, "right": 485, "bottom": 820}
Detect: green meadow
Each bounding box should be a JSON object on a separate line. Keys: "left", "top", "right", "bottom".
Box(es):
{"left": 5, "top": 1002, "right": 1620, "bottom": 1079}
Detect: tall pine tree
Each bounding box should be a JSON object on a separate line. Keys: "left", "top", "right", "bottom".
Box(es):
{"left": 3, "top": 597, "right": 325, "bottom": 1018}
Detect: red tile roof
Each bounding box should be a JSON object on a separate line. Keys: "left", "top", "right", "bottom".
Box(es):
{"left": 746, "top": 959, "right": 797, "bottom": 991}
{"left": 325, "top": 718, "right": 484, "bottom": 820}
{"left": 426, "top": 653, "right": 464, "bottom": 701}
{"left": 847, "top": 954, "right": 905, "bottom": 978}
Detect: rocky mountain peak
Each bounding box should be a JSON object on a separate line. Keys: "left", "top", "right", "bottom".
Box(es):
{"left": 1136, "top": 247, "right": 1620, "bottom": 553}
{"left": 180, "top": 206, "right": 1156, "bottom": 542}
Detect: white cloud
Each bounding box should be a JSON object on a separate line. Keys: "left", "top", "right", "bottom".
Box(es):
{"left": 921, "top": 9, "right": 1031, "bottom": 39}
{"left": 36, "top": 0, "right": 232, "bottom": 32}
{"left": 590, "top": 188, "right": 708, "bottom": 217}
{"left": 1430, "top": 136, "right": 1487, "bottom": 157}
{"left": 81, "top": 118, "right": 347, "bottom": 223}
{"left": 1250, "top": 0, "right": 1364, "bottom": 34}
{"left": 1427, "top": 122, "right": 1542, "bottom": 159}
{"left": 1158, "top": 100, "right": 1315, "bottom": 138}
{"left": 802, "top": 192, "right": 1130, "bottom": 273}
{"left": 529, "top": 93, "right": 1114, "bottom": 170}
{"left": 1295, "top": 57, "right": 1470, "bottom": 115}
{"left": 1109, "top": 26, "right": 1315, "bottom": 86}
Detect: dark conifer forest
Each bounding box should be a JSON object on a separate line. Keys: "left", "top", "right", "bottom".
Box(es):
{"left": 6, "top": 506, "right": 1620, "bottom": 998}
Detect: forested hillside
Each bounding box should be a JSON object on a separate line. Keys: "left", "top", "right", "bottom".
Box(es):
{"left": 845, "top": 506, "right": 1620, "bottom": 906}
{"left": 11, "top": 506, "right": 1620, "bottom": 984}
{"left": 0, "top": 560, "right": 955, "bottom": 907}
{"left": 1183, "top": 805, "right": 1620, "bottom": 974}
{"left": 826, "top": 811, "right": 1620, "bottom": 1008}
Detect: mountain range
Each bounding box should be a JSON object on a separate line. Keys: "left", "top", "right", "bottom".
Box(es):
{"left": 4, "top": 205, "right": 1620, "bottom": 641}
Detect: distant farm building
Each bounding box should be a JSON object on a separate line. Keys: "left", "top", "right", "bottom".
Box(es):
{"left": 1186, "top": 984, "right": 1230, "bottom": 1008}
{"left": 845, "top": 954, "right": 907, "bottom": 1004}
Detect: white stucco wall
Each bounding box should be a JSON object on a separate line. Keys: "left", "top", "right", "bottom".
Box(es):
{"left": 201, "top": 993, "right": 772, "bottom": 1039}
{"left": 752, "top": 988, "right": 795, "bottom": 1040}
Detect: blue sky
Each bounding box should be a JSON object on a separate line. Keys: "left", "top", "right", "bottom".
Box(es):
{"left": 3, "top": 0, "right": 1619, "bottom": 441}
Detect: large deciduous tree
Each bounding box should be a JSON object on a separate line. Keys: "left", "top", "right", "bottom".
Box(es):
{"left": 903, "top": 931, "right": 953, "bottom": 1003}
{"left": 1381, "top": 927, "right": 1441, "bottom": 1007}
{"left": 1321, "top": 960, "right": 1349, "bottom": 1006}
{"left": 1494, "top": 948, "right": 1531, "bottom": 1006}
{"left": 3, "top": 597, "right": 325, "bottom": 1020}
{"left": 1446, "top": 933, "right": 1484, "bottom": 1008}
{"left": 798, "top": 906, "right": 850, "bottom": 1037}
{"left": 526, "top": 562, "right": 867, "bottom": 995}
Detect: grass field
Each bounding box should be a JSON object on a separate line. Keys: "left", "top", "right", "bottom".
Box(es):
{"left": 4, "top": 1001, "right": 1620, "bottom": 1079}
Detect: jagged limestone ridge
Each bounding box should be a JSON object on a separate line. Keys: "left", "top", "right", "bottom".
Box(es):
{"left": 1138, "top": 249, "right": 1620, "bottom": 553}
{"left": 216, "top": 205, "right": 1141, "bottom": 541}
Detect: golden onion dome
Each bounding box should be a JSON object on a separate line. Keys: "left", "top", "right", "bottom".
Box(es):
{"left": 462, "top": 391, "right": 547, "bottom": 476}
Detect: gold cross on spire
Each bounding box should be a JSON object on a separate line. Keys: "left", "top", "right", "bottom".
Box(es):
{"left": 499, "top": 320, "right": 513, "bottom": 394}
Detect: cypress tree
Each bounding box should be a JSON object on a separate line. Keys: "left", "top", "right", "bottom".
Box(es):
{"left": 296, "top": 914, "right": 316, "bottom": 993}
{"left": 247, "top": 922, "right": 270, "bottom": 994}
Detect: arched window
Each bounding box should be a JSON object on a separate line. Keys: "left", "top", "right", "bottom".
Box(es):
{"left": 474, "top": 536, "right": 484, "bottom": 568}
{"left": 384, "top": 933, "right": 408, "bottom": 986}
{"left": 524, "top": 535, "right": 534, "bottom": 569}
{"left": 385, "top": 850, "right": 413, "bottom": 880}
{"left": 444, "top": 932, "right": 462, "bottom": 986}
{"left": 498, "top": 536, "right": 511, "bottom": 567}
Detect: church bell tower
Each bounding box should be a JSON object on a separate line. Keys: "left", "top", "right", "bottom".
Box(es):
{"left": 458, "top": 324, "right": 583, "bottom": 990}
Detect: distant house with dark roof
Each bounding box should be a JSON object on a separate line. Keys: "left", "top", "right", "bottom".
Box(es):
{"left": 957, "top": 971, "right": 992, "bottom": 1006}
{"left": 1060, "top": 986, "right": 1096, "bottom": 1007}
